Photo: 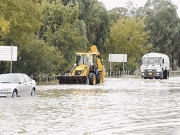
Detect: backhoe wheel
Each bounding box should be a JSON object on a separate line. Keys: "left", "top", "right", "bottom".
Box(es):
{"left": 96, "top": 72, "right": 102, "bottom": 84}
{"left": 89, "top": 73, "right": 96, "bottom": 85}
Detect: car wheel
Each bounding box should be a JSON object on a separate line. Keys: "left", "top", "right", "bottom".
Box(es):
{"left": 12, "top": 90, "right": 18, "bottom": 98}
{"left": 31, "top": 88, "right": 36, "bottom": 96}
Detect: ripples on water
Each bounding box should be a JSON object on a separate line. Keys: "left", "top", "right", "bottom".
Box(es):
{"left": 0, "top": 78, "right": 180, "bottom": 135}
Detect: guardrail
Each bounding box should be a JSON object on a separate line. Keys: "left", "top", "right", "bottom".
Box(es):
{"left": 169, "top": 70, "right": 180, "bottom": 76}
{"left": 31, "top": 70, "right": 180, "bottom": 85}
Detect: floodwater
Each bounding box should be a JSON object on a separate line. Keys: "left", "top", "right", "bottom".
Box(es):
{"left": 1, "top": 77, "right": 180, "bottom": 135}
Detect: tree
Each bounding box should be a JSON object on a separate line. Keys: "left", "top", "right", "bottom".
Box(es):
{"left": 107, "top": 1, "right": 145, "bottom": 25}
{"left": 0, "top": 0, "right": 66, "bottom": 75}
{"left": 108, "top": 7, "right": 128, "bottom": 25}
{"left": 13, "top": 39, "right": 65, "bottom": 75}
{"left": 108, "top": 17, "right": 152, "bottom": 71}
{"left": 1, "top": 0, "right": 41, "bottom": 46}
{"left": 0, "top": 0, "right": 43, "bottom": 74}
{"left": 0, "top": 16, "right": 9, "bottom": 42}
{"left": 39, "top": 0, "right": 110, "bottom": 72}
{"left": 80, "top": 0, "right": 109, "bottom": 51}
{"left": 39, "top": 1, "right": 88, "bottom": 71}
{"left": 144, "top": 0, "right": 180, "bottom": 69}
{"left": 61, "top": 0, "right": 110, "bottom": 52}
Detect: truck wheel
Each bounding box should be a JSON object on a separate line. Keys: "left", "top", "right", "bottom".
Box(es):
{"left": 89, "top": 73, "right": 96, "bottom": 85}
{"left": 164, "top": 75, "right": 167, "bottom": 79}
{"left": 163, "top": 70, "right": 168, "bottom": 79}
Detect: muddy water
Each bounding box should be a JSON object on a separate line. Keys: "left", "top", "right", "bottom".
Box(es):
{"left": 1, "top": 77, "right": 180, "bottom": 135}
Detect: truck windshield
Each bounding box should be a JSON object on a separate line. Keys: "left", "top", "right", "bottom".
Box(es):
{"left": 142, "top": 57, "right": 160, "bottom": 65}
{"left": 76, "top": 55, "right": 90, "bottom": 66}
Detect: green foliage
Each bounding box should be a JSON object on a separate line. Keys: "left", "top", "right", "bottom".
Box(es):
{"left": 78, "top": 0, "right": 109, "bottom": 50}
{"left": 144, "top": 0, "right": 180, "bottom": 69}
{"left": 108, "top": 17, "right": 152, "bottom": 71}
{"left": 107, "top": 1, "right": 144, "bottom": 25}
{"left": 108, "top": 7, "right": 128, "bottom": 25}
{"left": 62, "top": 0, "right": 110, "bottom": 51}
{"left": 13, "top": 39, "right": 65, "bottom": 75}
{"left": 0, "top": 16, "right": 9, "bottom": 40}
{"left": 0, "top": 1, "right": 10, "bottom": 41}
{"left": 1, "top": 0, "right": 41, "bottom": 45}
{"left": 144, "top": 0, "right": 179, "bottom": 51}
{"left": 39, "top": 0, "right": 89, "bottom": 71}
{"left": 42, "top": 1, "right": 87, "bottom": 53}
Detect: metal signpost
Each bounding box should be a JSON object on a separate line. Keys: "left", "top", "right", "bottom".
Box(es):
{"left": 109, "top": 54, "right": 127, "bottom": 77}
{"left": 0, "top": 45, "right": 17, "bottom": 73}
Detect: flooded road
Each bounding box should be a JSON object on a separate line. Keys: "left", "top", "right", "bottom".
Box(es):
{"left": 1, "top": 77, "right": 180, "bottom": 135}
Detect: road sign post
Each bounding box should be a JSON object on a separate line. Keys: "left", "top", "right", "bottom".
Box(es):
{"left": 0, "top": 45, "right": 17, "bottom": 73}
{"left": 109, "top": 54, "right": 127, "bottom": 77}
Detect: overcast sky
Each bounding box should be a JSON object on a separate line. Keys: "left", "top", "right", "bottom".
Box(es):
{"left": 98, "top": 0, "right": 180, "bottom": 16}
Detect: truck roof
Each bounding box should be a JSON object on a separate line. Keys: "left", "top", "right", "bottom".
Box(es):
{"left": 142, "top": 52, "right": 168, "bottom": 58}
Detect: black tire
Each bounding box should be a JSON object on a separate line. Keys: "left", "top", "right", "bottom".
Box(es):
{"left": 163, "top": 70, "right": 168, "bottom": 79}
{"left": 31, "top": 88, "right": 36, "bottom": 96}
{"left": 12, "top": 90, "right": 18, "bottom": 98}
{"left": 89, "top": 73, "right": 96, "bottom": 85}
{"left": 96, "top": 72, "right": 102, "bottom": 84}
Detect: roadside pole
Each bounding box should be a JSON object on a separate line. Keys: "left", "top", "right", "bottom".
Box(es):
{"left": 10, "top": 45, "right": 13, "bottom": 73}
{"left": 109, "top": 54, "right": 111, "bottom": 78}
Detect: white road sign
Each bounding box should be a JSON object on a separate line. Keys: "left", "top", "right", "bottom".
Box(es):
{"left": 109, "top": 54, "right": 127, "bottom": 62}
{"left": 0, "top": 46, "right": 17, "bottom": 61}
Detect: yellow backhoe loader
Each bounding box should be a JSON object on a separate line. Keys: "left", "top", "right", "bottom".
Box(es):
{"left": 58, "top": 45, "right": 106, "bottom": 85}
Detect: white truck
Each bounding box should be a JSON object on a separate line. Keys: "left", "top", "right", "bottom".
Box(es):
{"left": 140, "top": 52, "right": 170, "bottom": 79}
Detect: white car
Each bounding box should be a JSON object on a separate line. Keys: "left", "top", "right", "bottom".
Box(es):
{"left": 0, "top": 73, "right": 36, "bottom": 98}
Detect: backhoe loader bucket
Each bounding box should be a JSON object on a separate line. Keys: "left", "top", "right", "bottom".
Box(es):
{"left": 58, "top": 76, "right": 87, "bottom": 84}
